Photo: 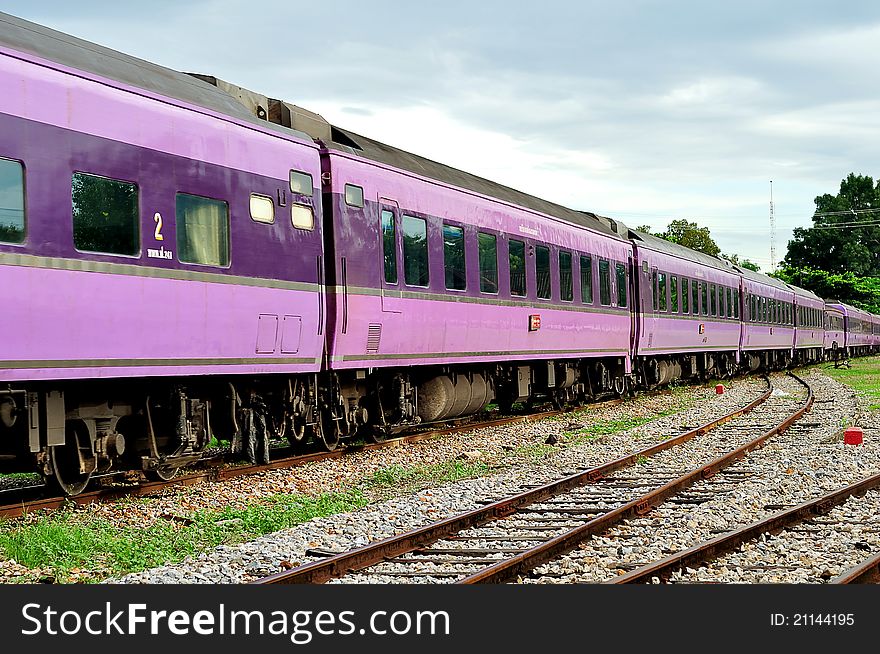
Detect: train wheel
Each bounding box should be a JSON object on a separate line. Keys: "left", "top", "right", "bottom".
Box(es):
{"left": 369, "top": 428, "right": 389, "bottom": 444}
{"left": 316, "top": 408, "right": 341, "bottom": 452}
{"left": 286, "top": 415, "right": 307, "bottom": 448}
{"left": 48, "top": 421, "right": 92, "bottom": 496}
{"left": 145, "top": 464, "right": 178, "bottom": 482}
{"left": 612, "top": 375, "right": 627, "bottom": 398}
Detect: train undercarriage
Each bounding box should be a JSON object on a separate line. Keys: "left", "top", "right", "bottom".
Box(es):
{"left": 0, "top": 346, "right": 858, "bottom": 495}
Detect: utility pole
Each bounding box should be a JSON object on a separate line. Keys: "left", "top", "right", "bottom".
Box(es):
{"left": 769, "top": 180, "right": 776, "bottom": 271}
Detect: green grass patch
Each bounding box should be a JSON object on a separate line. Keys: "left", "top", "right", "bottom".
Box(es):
{"left": 364, "top": 459, "right": 490, "bottom": 489}
{"left": 823, "top": 356, "right": 880, "bottom": 410}
{"left": 563, "top": 412, "right": 677, "bottom": 445}
{"left": 0, "top": 490, "right": 368, "bottom": 582}
{"left": 509, "top": 443, "right": 557, "bottom": 462}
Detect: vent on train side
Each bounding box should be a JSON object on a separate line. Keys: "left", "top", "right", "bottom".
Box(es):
{"left": 366, "top": 324, "right": 382, "bottom": 353}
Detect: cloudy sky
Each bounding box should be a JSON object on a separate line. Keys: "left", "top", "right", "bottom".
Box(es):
{"left": 5, "top": 1, "right": 879, "bottom": 270}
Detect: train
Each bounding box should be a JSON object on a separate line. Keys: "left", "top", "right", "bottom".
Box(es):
{"left": 0, "top": 12, "right": 877, "bottom": 494}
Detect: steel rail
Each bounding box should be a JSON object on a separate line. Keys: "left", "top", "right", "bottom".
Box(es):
{"left": 252, "top": 378, "right": 773, "bottom": 584}
{"left": 457, "top": 373, "right": 812, "bottom": 584}
{"left": 610, "top": 470, "right": 880, "bottom": 584}
{"left": 832, "top": 551, "right": 880, "bottom": 584}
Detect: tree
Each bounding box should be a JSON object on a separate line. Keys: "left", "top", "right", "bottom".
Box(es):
{"left": 721, "top": 253, "right": 761, "bottom": 272}
{"left": 783, "top": 173, "right": 880, "bottom": 276}
{"left": 774, "top": 265, "right": 880, "bottom": 314}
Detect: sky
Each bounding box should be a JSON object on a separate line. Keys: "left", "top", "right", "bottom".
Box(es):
{"left": 4, "top": 0, "right": 879, "bottom": 271}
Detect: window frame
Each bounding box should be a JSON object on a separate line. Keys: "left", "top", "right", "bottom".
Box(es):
{"left": 174, "top": 191, "right": 230, "bottom": 268}
{"left": 0, "top": 156, "right": 26, "bottom": 245}
{"left": 535, "top": 244, "right": 552, "bottom": 300}
{"left": 442, "top": 222, "right": 467, "bottom": 292}
{"left": 508, "top": 238, "right": 527, "bottom": 297}
{"left": 580, "top": 254, "right": 593, "bottom": 304}
{"left": 402, "top": 213, "right": 429, "bottom": 288}
{"left": 71, "top": 171, "right": 141, "bottom": 258}
{"left": 477, "top": 231, "right": 499, "bottom": 295}
{"left": 344, "top": 183, "right": 364, "bottom": 208}
{"left": 559, "top": 250, "right": 573, "bottom": 302}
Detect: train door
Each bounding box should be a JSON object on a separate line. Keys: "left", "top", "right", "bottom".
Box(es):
{"left": 628, "top": 253, "right": 638, "bottom": 356}
{"left": 378, "top": 197, "right": 402, "bottom": 313}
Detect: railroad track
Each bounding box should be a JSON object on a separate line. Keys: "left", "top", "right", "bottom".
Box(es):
{"left": 0, "top": 397, "right": 630, "bottom": 519}
{"left": 252, "top": 373, "right": 806, "bottom": 584}
{"left": 608, "top": 471, "right": 880, "bottom": 584}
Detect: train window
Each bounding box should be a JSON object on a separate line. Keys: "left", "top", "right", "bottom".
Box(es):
{"left": 599, "top": 259, "right": 611, "bottom": 306}
{"left": 580, "top": 255, "right": 593, "bottom": 304}
{"left": 692, "top": 281, "right": 699, "bottom": 316}
{"left": 658, "top": 273, "right": 667, "bottom": 312}
{"left": 381, "top": 209, "right": 397, "bottom": 284}
{"left": 536, "top": 245, "right": 551, "bottom": 299}
{"left": 709, "top": 284, "right": 717, "bottom": 317}
{"left": 559, "top": 251, "right": 573, "bottom": 301}
{"left": 616, "top": 262, "right": 627, "bottom": 307}
{"left": 176, "top": 193, "right": 229, "bottom": 266}
{"left": 403, "top": 215, "right": 429, "bottom": 287}
{"left": 443, "top": 224, "right": 466, "bottom": 291}
{"left": 249, "top": 194, "right": 275, "bottom": 224}
{"left": 289, "top": 170, "right": 313, "bottom": 196}
{"left": 478, "top": 232, "right": 498, "bottom": 294}
{"left": 669, "top": 276, "right": 678, "bottom": 312}
{"left": 0, "top": 158, "right": 25, "bottom": 244}
{"left": 291, "top": 204, "right": 314, "bottom": 230}
{"left": 344, "top": 184, "right": 364, "bottom": 208}
{"left": 72, "top": 173, "right": 139, "bottom": 256}
{"left": 726, "top": 288, "right": 733, "bottom": 318}
{"left": 509, "top": 239, "right": 526, "bottom": 297}
{"left": 701, "top": 283, "right": 709, "bottom": 316}
{"left": 733, "top": 290, "right": 740, "bottom": 319}
{"left": 681, "top": 278, "right": 690, "bottom": 313}
{"left": 652, "top": 270, "right": 658, "bottom": 311}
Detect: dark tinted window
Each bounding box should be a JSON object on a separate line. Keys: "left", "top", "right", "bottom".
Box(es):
{"left": 692, "top": 280, "right": 700, "bottom": 315}
{"left": 658, "top": 272, "right": 667, "bottom": 312}
{"left": 670, "top": 275, "right": 678, "bottom": 312}
{"left": 403, "top": 215, "right": 429, "bottom": 286}
{"left": 443, "top": 224, "right": 466, "bottom": 290}
{"left": 73, "top": 173, "right": 139, "bottom": 256}
{"left": 681, "top": 278, "right": 689, "bottom": 314}
{"left": 478, "top": 232, "right": 498, "bottom": 293}
{"left": 701, "top": 283, "right": 709, "bottom": 316}
{"left": 710, "top": 283, "right": 717, "bottom": 316}
{"left": 0, "top": 158, "right": 25, "bottom": 244}
{"left": 559, "top": 251, "right": 573, "bottom": 301}
{"left": 652, "top": 270, "right": 658, "bottom": 311}
{"left": 536, "top": 245, "right": 551, "bottom": 299}
{"left": 616, "top": 263, "right": 627, "bottom": 307}
{"left": 509, "top": 239, "right": 526, "bottom": 297}
{"left": 381, "top": 209, "right": 397, "bottom": 284}
{"left": 599, "top": 259, "right": 611, "bottom": 306}
{"left": 176, "top": 193, "right": 229, "bottom": 266}
{"left": 580, "top": 255, "right": 593, "bottom": 304}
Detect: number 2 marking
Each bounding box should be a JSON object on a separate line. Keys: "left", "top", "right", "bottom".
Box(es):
{"left": 154, "top": 212, "right": 164, "bottom": 241}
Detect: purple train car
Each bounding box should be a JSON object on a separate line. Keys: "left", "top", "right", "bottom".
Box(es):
{"left": 828, "top": 303, "right": 874, "bottom": 356}
{"left": 739, "top": 268, "right": 796, "bottom": 370}
{"left": 823, "top": 302, "right": 846, "bottom": 360}
{"left": 630, "top": 232, "right": 742, "bottom": 384}
{"left": 0, "top": 15, "right": 326, "bottom": 490}
{"left": 315, "top": 128, "right": 636, "bottom": 437}
{"left": 790, "top": 284, "right": 825, "bottom": 365}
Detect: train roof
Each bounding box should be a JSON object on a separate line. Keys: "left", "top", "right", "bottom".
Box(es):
{"left": 325, "top": 126, "right": 626, "bottom": 239}
{"left": 786, "top": 283, "right": 823, "bottom": 302}
{"left": 0, "top": 12, "right": 314, "bottom": 142}
{"left": 734, "top": 265, "right": 793, "bottom": 293}
{"left": 629, "top": 230, "right": 738, "bottom": 274}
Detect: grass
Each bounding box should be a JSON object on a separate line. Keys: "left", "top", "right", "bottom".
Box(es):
{"left": 0, "top": 490, "right": 368, "bottom": 582}
{"left": 364, "top": 459, "right": 490, "bottom": 489}
{"left": 822, "top": 355, "right": 880, "bottom": 410}
{"left": 562, "top": 412, "right": 679, "bottom": 445}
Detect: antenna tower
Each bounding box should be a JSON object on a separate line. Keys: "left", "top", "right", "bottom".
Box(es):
{"left": 769, "top": 180, "right": 776, "bottom": 270}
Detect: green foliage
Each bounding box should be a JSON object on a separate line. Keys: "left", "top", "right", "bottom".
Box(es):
{"left": 721, "top": 252, "right": 761, "bottom": 272}
{"left": 784, "top": 173, "right": 880, "bottom": 276}
{"left": 659, "top": 219, "right": 721, "bottom": 256}
{"left": 773, "top": 265, "right": 880, "bottom": 314}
